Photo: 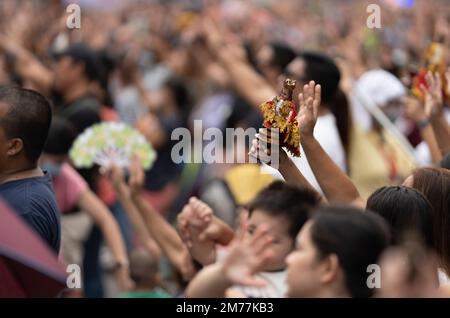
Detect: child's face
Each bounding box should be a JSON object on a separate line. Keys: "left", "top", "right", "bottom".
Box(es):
{"left": 247, "top": 209, "right": 295, "bottom": 271}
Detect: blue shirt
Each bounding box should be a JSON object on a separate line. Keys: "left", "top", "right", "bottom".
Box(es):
{"left": 0, "top": 172, "right": 61, "bottom": 253}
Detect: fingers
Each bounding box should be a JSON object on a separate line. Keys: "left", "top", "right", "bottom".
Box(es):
{"left": 298, "top": 81, "right": 320, "bottom": 115}
{"left": 298, "top": 92, "right": 305, "bottom": 108}
{"left": 177, "top": 205, "right": 193, "bottom": 246}
{"left": 237, "top": 210, "right": 249, "bottom": 240}
{"left": 189, "top": 197, "right": 213, "bottom": 223}
{"left": 434, "top": 72, "right": 442, "bottom": 90}
{"left": 238, "top": 275, "right": 267, "bottom": 288}
{"left": 249, "top": 224, "right": 273, "bottom": 256}
{"left": 425, "top": 71, "right": 434, "bottom": 90}
{"left": 419, "top": 83, "right": 428, "bottom": 95}
{"left": 249, "top": 134, "right": 275, "bottom": 163}
{"left": 313, "top": 84, "right": 321, "bottom": 118}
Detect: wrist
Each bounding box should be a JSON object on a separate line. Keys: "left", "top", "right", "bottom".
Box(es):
{"left": 215, "top": 262, "right": 233, "bottom": 286}
{"left": 301, "top": 133, "right": 315, "bottom": 146}
{"left": 429, "top": 110, "right": 445, "bottom": 123}
{"left": 112, "top": 259, "right": 129, "bottom": 272}
{"left": 416, "top": 118, "right": 430, "bottom": 130}
{"left": 115, "top": 184, "right": 129, "bottom": 198}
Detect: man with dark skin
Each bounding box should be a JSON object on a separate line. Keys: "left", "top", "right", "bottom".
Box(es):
{"left": 0, "top": 86, "right": 60, "bottom": 253}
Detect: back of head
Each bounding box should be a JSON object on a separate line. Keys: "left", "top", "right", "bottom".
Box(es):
{"left": 300, "top": 51, "right": 351, "bottom": 156}
{"left": 247, "top": 181, "right": 320, "bottom": 240}
{"left": 44, "top": 116, "right": 77, "bottom": 156}
{"left": 300, "top": 51, "right": 341, "bottom": 104}
{"left": 270, "top": 42, "right": 296, "bottom": 71}
{"left": 0, "top": 86, "right": 52, "bottom": 163}
{"left": 53, "top": 43, "right": 100, "bottom": 82}
{"left": 412, "top": 167, "right": 450, "bottom": 273}
{"left": 129, "top": 247, "right": 159, "bottom": 287}
{"left": 367, "top": 186, "right": 434, "bottom": 249}
{"left": 310, "top": 205, "right": 389, "bottom": 298}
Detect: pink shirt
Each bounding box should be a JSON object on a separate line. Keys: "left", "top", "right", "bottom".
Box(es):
{"left": 52, "top": 163, "right": 88, "bottom": 214}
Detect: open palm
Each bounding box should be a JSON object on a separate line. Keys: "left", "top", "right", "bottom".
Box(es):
{"left": 297, "top": 81, "right": 321, "bottom": 137}
{"left": 222, "top": 224, "right": 274, "bottom": 287}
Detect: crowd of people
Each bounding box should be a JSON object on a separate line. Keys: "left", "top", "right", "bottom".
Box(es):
{"left": 1, "top": 0, "right": 450, "bottom": 298}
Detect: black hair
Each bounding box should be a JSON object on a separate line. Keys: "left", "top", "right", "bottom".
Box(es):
{"left": 247, "top": 181, "right": 320, "bottom": 240}
{"left": 44, "top": 116, "right": 77, "bottom": 155}
{"left": 0, "top": 86, "right": 52, "bottom": 163}
{"left": 440, "top": 152, "right": 450, "bottom": 170}
{"left": 412, "top": 167, "right": 450, "bottom": 274}
{"left": 310, "top": 205, "right": 389, "bottom": 298}
{"left": 163, "top": 76, "right": 192, "bottom": 126}
{"left": 366, "top": 186, "right": 434, "bottom": 249}
{"left": 227, "top": 96, "right": 263, "bottom": 130}
{"left": 53, "top": 43, "right": 99, "bottom": 82}
{"left": 299, "top": 52, "right": 352, "bottom": 159}
{"left": 95, "top": 49, "right": 117, "bottom": 107}
{"left": 270, "top": 42, "right": 296, "bottom": 72}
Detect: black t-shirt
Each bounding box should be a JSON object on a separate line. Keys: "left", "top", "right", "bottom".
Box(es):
{"left": 0, "top": 172, "right": 61, "bottom": 253}
{"left": 144, "top": 114, "right": 184, "bottom": 191}
{"left": 57, "top": 94, "right": 102, "bottom": 190}
{"left": 57, "top": 94, "right": 101, "bottom": 135}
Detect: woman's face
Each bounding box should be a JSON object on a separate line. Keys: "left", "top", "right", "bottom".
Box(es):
{"left": 285, "top": 221, "right": 324, "bottom": 297}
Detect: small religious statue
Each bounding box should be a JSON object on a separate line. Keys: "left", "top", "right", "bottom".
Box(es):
{"left": 411, "top": 42, "right": 448, "bottom": 101}
{"left": 259, "top": 78, "right": 301, "bottom": 157}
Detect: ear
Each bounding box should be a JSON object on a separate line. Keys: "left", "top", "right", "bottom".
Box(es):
{"left": 319, "top": 254, "right": 340, "bottom": 284}
{"left": 6, "top": 138, "right": 23, "bottom": 156}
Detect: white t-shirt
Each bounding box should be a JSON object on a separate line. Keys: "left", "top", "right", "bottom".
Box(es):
{"left": 261, "top": 112, "right": 347, "bottom": 193}
{"left": 438, "top": 268, "right": 450, "bottom": 286}
{"left": 227, "top": 270, "right": 287, "bottom": 298}
{"left": 216, "top": 248, "right": 287, "bottom": 298}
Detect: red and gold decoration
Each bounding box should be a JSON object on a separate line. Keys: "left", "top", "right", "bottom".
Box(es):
{"left": 411, "top": 42, "right": 448, "bottom": 100}
{"left": 259, "top": 78, "right": 301, "bottom": 157}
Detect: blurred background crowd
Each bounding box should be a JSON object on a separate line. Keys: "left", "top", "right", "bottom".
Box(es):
{"left": 1, "top": 0, "right": 450, "bottom": 298}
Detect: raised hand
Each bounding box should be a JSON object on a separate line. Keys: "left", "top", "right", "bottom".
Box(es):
{"left": 221, "top": 220, "right": 274, "bottom": 287}
{"left": 115, "top": 266, "right": 134, "bottom": 292}
{"left": 249, "top": 127, "right": 285, "bottom": 167}
{"left": 104, "top": 164, "right": 129, "bottom": 198}
{"left": 177, "top": 197, "right": 220, "bottom": 266}
{"left": 421, "top": 71, "right": 444, "bottom": 119}
{"left": 128, "top": 156, "right": 145, "bottom": 197}
{"left": 297, "top": 81, "right": 321, "bottom": 138}
{"left": 402, "top": 96, "right": 427, "bottom": 123}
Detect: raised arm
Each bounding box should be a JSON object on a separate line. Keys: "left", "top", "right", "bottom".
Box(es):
{"left": 298, "top": 81, "right": 365, "bottom": 207}
{"left": 127, "top": 160, "right": 195, "bottom": 282}
{"left": 106, "top": 166, "right": 161, "bottom": 257}
{"left": 403, "top": 96, "right": 442, "bottom": 164}
{"left": 202, "top": 19, "right": 275, "bottom": 107}
{"left": 177, "top": 197, "right": 235, "bottom": 266}
{"left": 77, "top": 189, "right": 132, "bottom": 291}
{"left": 0, "top": 33, "right": 53, "bottom": 95}
{"left": 248, "top": 128, "right": 326, "bottom": 205}
{"left": 185, "top": 220, "right": 274, "bottom": 298}
{"left": 424, "top": 71, "right": 450, "bottom": 155}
